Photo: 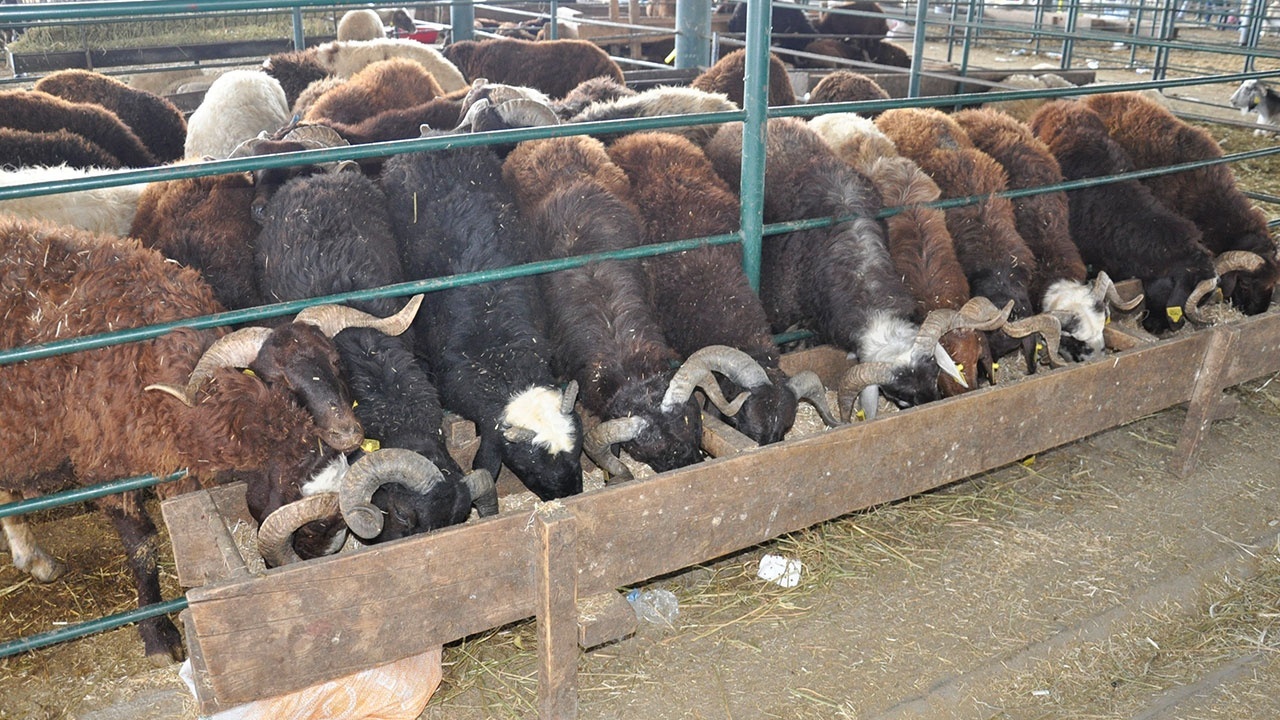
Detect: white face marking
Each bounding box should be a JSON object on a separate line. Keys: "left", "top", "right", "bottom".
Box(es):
{"left": 1043, "top": 280, "right": 1106, "bottom": 357}
{"left": 859, "top": 311, "right": 919, "bottom": 366}
{"left": 503, "top": 385, "right": 577, "bottom": 455}
{"left": 301, "top": 454, "right": 349, "bottom": 496}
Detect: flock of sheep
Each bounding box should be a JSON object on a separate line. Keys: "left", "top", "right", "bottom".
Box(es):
{"left": 0, "top": 8, "right": 1276, "bottom": 665}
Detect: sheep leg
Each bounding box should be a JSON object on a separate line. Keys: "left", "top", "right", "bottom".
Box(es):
{"left": 97, "top": 493, "right": 185, "bottom": 666}
{"left": 0, "top": 491, "right": 67, "bottom": 582}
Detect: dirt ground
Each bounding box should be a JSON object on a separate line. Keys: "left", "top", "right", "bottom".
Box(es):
{"left": 4, "top": 22, "right": 1280, "bottom": 720}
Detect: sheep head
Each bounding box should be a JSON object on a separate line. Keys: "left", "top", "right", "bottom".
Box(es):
{"left": 495, "top": 381, "right": 585, "bottom": 501}
{"left": 231, "top": 123, "right": 361, "bottom": 222}
{"left": 1042, "top": 272, "right": 1144, "bottom": 362}
{"left": 338, "top": 448, "right": 493, "bottom": 541}
{"left": 1214, "top": 247, "right": 1276, "bottom": 317}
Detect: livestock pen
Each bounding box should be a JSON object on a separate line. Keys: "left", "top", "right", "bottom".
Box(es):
{"left": 3, "top": 0, "right": 1280, "bottom": 718}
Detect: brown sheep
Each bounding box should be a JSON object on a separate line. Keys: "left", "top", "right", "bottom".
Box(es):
{"left": 808, "top": 70, "right": 891, "bottom": 110}
{"left": 33, "top": 69, "right": 187, "bottom": 164}
{"left": 691, "top": 48, "right": 797, "bottom": 107}
{"left": 442, "top": 38, "right": 624, "bottom": 99}
{"left": 0, "top": 127, "right": 123, "bottom": 169}
{"left": 0, "top": 90, "right": 157, "bottom": 168}
{"left": 304, "top": 57, "right": 445, "bottom": 126}
{"left": 129, "top": 172, "right": 264, "bottom": 311}
{"left": 502, "top": 134, "right": 631, "bottom": 215}
{"left": 1082, "top": 91, "right": 1279, "bottom": 316}
{"left": 327, "top": 97, "right": 465, "bottom": 143}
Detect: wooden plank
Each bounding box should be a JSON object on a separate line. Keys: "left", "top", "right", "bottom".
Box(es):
{"left": 576, "top": 591, "right": 636, "bottom": 649}
{"left": 180, "top": 610, "right": 222, "bottom": 715}
{"left": 160, "top": 484, "right": 250, "bottom": 589}
{"left": 701, "top": 414, "right": 758, "bottom": 458}
{"left": 779, "top": 345, "right": 850, "bottom": 388}
{"left": 185, "top": 328, "right": 1220, "bottom": 706}
{"left": 1105, "top": 322, "right": 1158, "bottom": 352}
{"left": 1222, "top": 310, "right": 1280, "bottom": 387}
{"left": 1171, "top": 327, "right": 1238, "bottom": 478}
{"left": 535, "top": 504, "right": 579, "bottom": 720}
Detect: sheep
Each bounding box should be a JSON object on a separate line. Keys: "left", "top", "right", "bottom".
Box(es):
{"left": 0, "top": 163, "right": 149, "bottom": 237}
{"left": 705, "top": 118, "right": 971, "bottom": 420}
{"left": 726, "top": 1, "right": 816, "bottom": 54}
{"left": 441, "top": 38, "right": 624, "bottom": 99}
{"left": 337, "top": 8, "right": 385, "bottom": 41}
{"left": 1229, "top": 78, "right": 1280, "bottom": 135}
{"left": 691, "top": 48, "right": 797, "bottom": 107}
{"left": 808, "top": 112, "right": 993, "bottom": 395}
{"left": 0, "top": 90, "right": 156, "bottom": 168}
{"left": 1082, "top": 91, "right": 1279, "bottom": 316}
{"left": 0, "top": 127, "right": 122, "bottom": 170}
{"left": 0, "top": 215, "right": 419, "bottom": 664}
{"left": 501, "top": 136, "right": 739, "bottom": 477}
{"left": 292, "top": 75, "right": 345, "bottom": 119}
{"left": 253, "top": 169, "right": 499, "bottom": 530}
{"left": 1029, "top": 100, "right": 1219, "bottom": 333}
{"left": 954, "top": 107, "right": 1141, "bottom": 362}
{"left": 816, "top": 1, "right": 889, "bottom": 41}
{"left": 807, "top": 70, "right": 890, "bottom": 111}
{"left": 568, "top": 85, "right": 739, "bottom": 147}
{"left": 128, "top": 171, "right": 263, "bottom": 311}
{"left": 262, "top": 49, "right": 330, "bottom": 108}
{"left": 303, "top": 57, "right": 445, "bottom": 126}
{"left": 314, "top": 38, "right": 468, "bottom": 93}
{"left": 552, "top": 76, "right": 637, "bottom": 119}
{"left": 325, "top": 97, "right": 465, "bottom": 143}
{"left": 33, "top": 69, "right": 187, "bottom": 164}
{"left": 183, "top": 70, "right": 290, "bottom": 160}
{"left": 982, "top": 73, "right": 1078, "bottom": 124}
{"left": 875, "top": 107, "right": 1042, "bottom": 363}
{"left": 382, "top": 140, "right": 585, "bottom": 501}
{"left": 228, "top": 122, "right": 362, "bottom": 223}
{"left": 606, "top": 131, "right": 839, "bottom": 442}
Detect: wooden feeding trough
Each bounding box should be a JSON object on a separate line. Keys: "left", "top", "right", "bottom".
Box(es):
{"left": 164, "top": 300, "right": 1280, "bottom": 718}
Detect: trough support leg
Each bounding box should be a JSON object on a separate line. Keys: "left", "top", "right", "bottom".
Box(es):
{"left": 535, "top": 504, "right": 579, "bottom": 720}
{"left": 1171, "top": 327, "right": 1238, "bottom": 479}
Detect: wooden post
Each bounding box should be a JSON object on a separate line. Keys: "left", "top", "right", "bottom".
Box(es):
{"left": 1170, "top": 327, "right": 1238, "bottom": 478}
{"left": 535, "top": 503, "right": 579, "bottom": 719}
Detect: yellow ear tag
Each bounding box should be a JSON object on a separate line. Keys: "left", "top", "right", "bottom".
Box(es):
{"left": 954, "top": 363, "right": 965, "bottom": 373}
{"left": 1034, "top": 342, "right": 1043, "bottom": 365}
{"left": 242, "top": 368, "right": 257, "bottom": 377}
{"left": 1166, "top": 306, "right": 1184, "bottom": 323}
{"left": 855, "top": 409, "right": 866, "bottom": 421}
{"left": 1105, "top": 316, "right": 1111, "bottom": 325}
{"left": 665, "top": 48, "right": 677, "bottom": 64}
{"left": 360, "top": 438, "right": 381, "bottom": 453}
{"left": 1021, "top": 455, "right": 1036, "bottom": 467}
{"left": 352, "top": 400, "right": 359, "bottom": 409}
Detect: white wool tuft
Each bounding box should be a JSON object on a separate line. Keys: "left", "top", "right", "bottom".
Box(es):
{"left": 301, "top": 454, "right": 349, "bottom": 497}
{"left": 1043, "top": 279, "right": 1106, "bottom": 357}
{"left": 0, "top": 164, "right": 148, "bottom": 237}
{"left": 858, "top": 311, "right": 917, "bottom": 367}
{"left": 504, "top": 385, "right": 577, "bottom": 455}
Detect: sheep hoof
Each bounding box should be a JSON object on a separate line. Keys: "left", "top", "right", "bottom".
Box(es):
{"left": 19, "top": 551, "right": 67, "bottom": 583}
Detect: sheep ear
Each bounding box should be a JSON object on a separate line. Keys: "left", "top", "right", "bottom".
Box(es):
{"left": 934, "top": 343, "right": 968, "bottom": 389}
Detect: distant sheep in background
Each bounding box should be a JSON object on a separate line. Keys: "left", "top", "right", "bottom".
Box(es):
{"left": 0, "top": 127, "right": 122, "bottom": 169}
{"left": 1228, "top": 78, "right": 1280, "bottom": 135}
{"left": 183, "top": 70, "right": 289, "bottom": 160}
{"left": 262, "top": 50, "right": 330, "bottom": 108}
{"left": 314, "top": 38, "right": 467, "bottom": 93}
{"left": 726, "top": 1, "right": 816, "bottom": 54}
{"left": 0, "top": 164, "right": 149, "bottom": 237}
{"left": 692, "top": 49, "right": 796, "bottom": 107}
{"left": 337, "top": 8, "right": 386, "bottom": 41}
{"left": 807, "top": 70, "right": 890, "bottom": 112}
{"left": 0, "top": 90, "right": 157, "bottom": 168}
{"left": 34, "top": 69, "right": 187, "bottom": 164}
{"left": 568, "top": 85, "right": 738, "bottom": 146}
{"left": 442, "top": 38, "right": 624, "bottom": 99}
{"left": 981, "top": 73, "right": 1077, "bottom": 123}
{"left": 304, "top": 57, "right": 444, "bottom": 126}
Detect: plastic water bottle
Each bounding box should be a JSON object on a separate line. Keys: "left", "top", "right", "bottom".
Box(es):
{"left": 626, "top": 588, "right": 679, "bottom": 627}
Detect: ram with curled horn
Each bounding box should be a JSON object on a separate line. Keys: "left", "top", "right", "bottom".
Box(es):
{"left": 1184, "top": 251, "right": 1269, "bottom": 324}
{"left": 838, "top": 300, "right": 1011, "bottom": 422}
{"left": 336, "top": 448, "right": 497, "bottom": 541}
{"left": 230, "top": 120, "right": 363, "bottom": 223}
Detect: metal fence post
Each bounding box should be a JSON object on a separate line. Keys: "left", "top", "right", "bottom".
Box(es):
{"left": 675, "top": 0, "right": 711, "bottom": 69}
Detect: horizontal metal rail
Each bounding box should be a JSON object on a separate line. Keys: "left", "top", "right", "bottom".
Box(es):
{"left": 0, "top": 471, "right": 189, "bottom": 519}
{"left": 0, "top": 598, "right": 189, "bottom": 659}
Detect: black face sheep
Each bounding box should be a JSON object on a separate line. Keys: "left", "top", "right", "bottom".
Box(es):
{"left": 0, "top": 90, "right": 156, "bottom": 168}
{"left": 0, "top": 126, "right": 123, "bottom": 170}
{"left": 691, "top": 48, "right": 797, "bottom": 107}
{"left": 184, "top": 70, "right": 290, "bottom": 161}
{"left": 502, "top": 136, "right": 741, "bottom": 476}
{"left": 1082, "top": 92, "right": 1278, "bottom": 316}
{"left": 33, "top": 69, "right": 187, "bottom": 164}
{"left": 954, "top": 107, "right": 1141, "bottom": 362}
{"left": 1029, "top": 100, "right": 1219, "bottom": 334}
{"left": 382, "top": 141, "right": 584, "bottom": 501}
{"left": 263, "top": 49, "right": 330, "bottom": 109}
{"left": 876, "top": 107, "right": 1043, "bottom": 364}
{"left": 705, "top": 118, "right": 970, "bottom": 420}
{"left": 229, "top": 122, "right": 362, "bottom": 223}
{"left": 129, "top": 171, "right": 264, "bottom": 311}
{"left": 0, "top": 216, "right": 418, "bottom": 664}
{"left": 605, "top": 131, "right": 838, "bottom": 443}
{"left": 313, "top": 38, "right": 467, "bottom": 93}
{"left": 303, "top": 57, "right": 445, "bottom": 126}
{"left": 441, "top": 38, "right": 624, "bottom": 100}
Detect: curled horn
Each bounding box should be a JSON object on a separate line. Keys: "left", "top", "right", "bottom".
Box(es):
{"left": 786, "top": 371, "right": 840, "bottom": 426}
{"left": 339, "top": 448, "right": 445, "bottom": 539}
{"left": 227, "top": 132, "right": 269, "bottom": 158}
{"left": 1002, "top": 313, "right": 1066, "bottom": 368}
{"left": 145, "top": 326, "right": 274, "bottom": 406}
{"left": 257, "top": 492, "right": 343, "bottom": 568}
{"left": 1091, "top": 271, "right": 1143, "bottom": 312}
{"left": 1215, "top": 250, "right": 1267, "bottom": 275}
{"left": 661, "top": 345, "right": 768, "bottom": 416}
{"left": 293, "top": 294, "right": 424, "bottom": 338}
{"left": 463, "top": 469, "right": 498, "bottom": 518}
{"left": 837, "top": 362, "right": 896, "bottom": 423}
{"left": 503, "top": 426, "right": 538, "bottom": 443}
{"left": 282, "top": 123, "right": 349, "bottom": 149}
{"left": 560, "top": 380, "right": 579, "bottom": 416}
{"left": 1184, "top": 276, "right": 1221, "bottom": 324}
{"left": 953, "top": 297, "right": 1016, "bottom": 331}
{"left": 584, "top": 416, "right": 648, "bottom": 483}
{"left": 495, "top": 98, "right": 561, "bottom": 128}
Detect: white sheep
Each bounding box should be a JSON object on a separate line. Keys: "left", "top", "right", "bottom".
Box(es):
{"left": 0, "top": 164, "right": 149, "bottom": 237}
{"left": 183, "top": 70, "right": 290, "bottom": 160}
{"left": 337, "top": 9, "right": 386, "bottom": 41}
{"left": 313, "top": 38, "right": 467, "bottom": 93}
{"left": 1229, "top": 79, "right": 1280, "bottom": 135}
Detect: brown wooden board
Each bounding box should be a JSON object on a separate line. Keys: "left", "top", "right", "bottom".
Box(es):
{"left": 576, "top": 591, "right": 637, "bottom": 649}
{"left": 160, "top": 483, "right": 251, "bottom": 588}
